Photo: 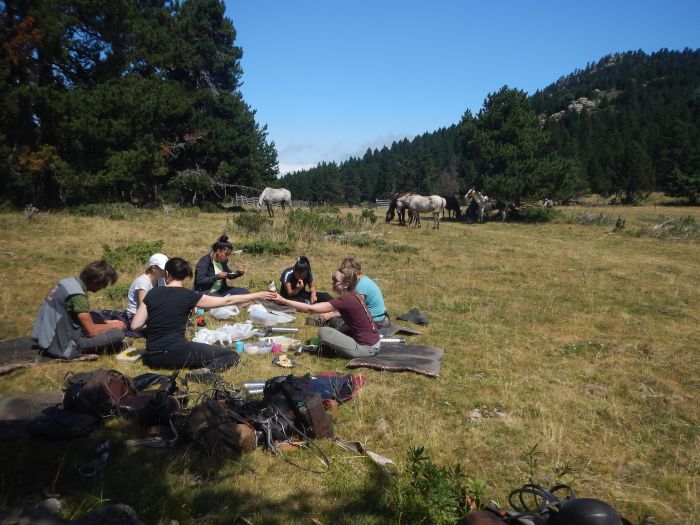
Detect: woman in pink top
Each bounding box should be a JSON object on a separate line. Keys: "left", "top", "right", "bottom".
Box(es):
{"left": 273, "top": 267, "right": 380, "bottom": 358}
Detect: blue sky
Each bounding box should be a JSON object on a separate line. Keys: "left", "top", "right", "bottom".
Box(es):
{"left": 223, "top": 1, "right": 700, "bottom": 176}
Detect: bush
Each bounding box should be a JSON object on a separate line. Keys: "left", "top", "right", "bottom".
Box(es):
{"left": 509, "top": 207, "right": 562, "bottom": 223}
{"left": 237, "top": 239, "right": 293, "bottom": 255}
{"left": 68, "top": 203, "right": 152, "bottom": 220}
{"left": 101, "top": 282, "right": 130, "bottom": 301}
{"left": 340, "top": 237, "right": 419, "bottom": 254}
{"left": 566, "top": 212, "right": 614, "bottom": 226}
{"left": 102, "top": 240, "right": 165, "bottom": 270}
{"left": 635, "top": 215, "right": 698, "bottom": 242}
{"left": 177, "top": 206, "right": 200, "bottom": 218}
{"left": 198, "top": 201, "right": 221, "bottom": 213}
{"left": 234, "top": 211, "right": 270, "bottom": 234}
{"left": 390, "top": 446, "right": 486, "bottom": 525}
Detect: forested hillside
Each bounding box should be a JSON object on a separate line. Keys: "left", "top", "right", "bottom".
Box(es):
{"left": 0, "top": 0, "right": 278, "bottom": 207}
{"left": 2, "top": 2, "right": 698, "bottom": 211}
{"left": 284, "top": 49, "right": 700, "bottom": 205}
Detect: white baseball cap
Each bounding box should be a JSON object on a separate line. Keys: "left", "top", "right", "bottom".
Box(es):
{"left": 147, "top": 253, "right": 169, "bottom": 270}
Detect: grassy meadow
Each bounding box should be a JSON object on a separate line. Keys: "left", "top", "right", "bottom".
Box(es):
{"left": 0, "top": 202, "right": 698, "bottom": 524}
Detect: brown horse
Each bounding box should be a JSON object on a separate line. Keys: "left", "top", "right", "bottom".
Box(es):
{"left": 385, "top": 191, "right": 416, "bottom": 224}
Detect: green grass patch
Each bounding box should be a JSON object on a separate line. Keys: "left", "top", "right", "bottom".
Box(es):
{"left": 102, "top": 239, "right": 165, "bottom": 271}
{"left": 67, "top": 202, "right": 154, "bottom": 220}
{"left": 237, "top": 239, "right": 294, "bottom": 255}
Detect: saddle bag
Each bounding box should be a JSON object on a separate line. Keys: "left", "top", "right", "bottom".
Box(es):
{"left": 263, "top": 375, "right": 333, "bottom": 439}
{"left": 185, "top": 398, "right": 256, "bottom": 456}
{"left": 63, "top": 369, "right": 137, "bottom": 417}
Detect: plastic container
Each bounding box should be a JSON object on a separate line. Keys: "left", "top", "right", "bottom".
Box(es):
{"left": 272, "top": 343, "right": 282, "bottom": 354}
{"left": 235, "top": 340, "right": 245, "bottom": 353}
{"left": 244, "top": 341, "right": 273, "bottom": 354}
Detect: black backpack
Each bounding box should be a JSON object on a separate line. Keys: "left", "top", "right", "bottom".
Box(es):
{"left": 262, "top": 374, "right": 334, "bottom": 439}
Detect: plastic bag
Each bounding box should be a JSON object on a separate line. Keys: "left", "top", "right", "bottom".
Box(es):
{"left": 192, "top": 322, "right": 259, "bottom": 346}
{"left": 248, "top": 303, "right": 295, "bottom": 326}
{"left": 209, "top": 305, "right": 240, "bottom": 320}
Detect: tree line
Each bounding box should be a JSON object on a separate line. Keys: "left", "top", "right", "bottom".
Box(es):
{"left": 0, "top": 0, "right": 278, "bottom": 208}
{"left": 284, "top": 49, "right": 700, "bottom": 205}
{"left": 2, "top": 4, "right": 698, "bottom": 210}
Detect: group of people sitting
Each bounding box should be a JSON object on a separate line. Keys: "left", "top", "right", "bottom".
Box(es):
{"left": 32, "top": 235, "right": 389, "bottom": 372}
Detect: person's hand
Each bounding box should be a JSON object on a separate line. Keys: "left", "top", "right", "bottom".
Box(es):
{"left": 269, "top": 292, "right": 285, "bottom": 302}
{"left": 216, "top": 271, "right": 228, "bottom": 279}
{"left": 236, "top": 267, "right": 245, "bottom": 276}
{"left": 319, "top": 312, "right": 333, "bottom": 322}
{"left": 261, "top": 291, "right": 277, "bottom": 301}
{"left": 296, "top": 278, "right": 305, "bottom": 289}
{"left": 310, "top": 290, "right": 318, "bottom": 303}
{"left": 106, "top": 319, "right": 127, "bottom": 331}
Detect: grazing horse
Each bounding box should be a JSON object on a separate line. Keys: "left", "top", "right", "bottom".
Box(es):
{"left": 257, "top": 187, "right": 292, "bottom": 218}
{"left": 385, "top": 191, "right": 416, "bottom": 225}
{"left": 465, "top": 188, "right": 507, "bottom": 223}
{"left": 399, "top": 194, "right": 446, "bottom": 229}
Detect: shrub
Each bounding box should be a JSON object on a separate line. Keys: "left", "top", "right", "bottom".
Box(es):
{"left": 635, "top": 215, "right": 698, "bottom": 242}
{"left": 340, "top": 237, "right": 419, "bottom": 254}
{"left": 567, "top": 212, "right": 614, "bottom": 226}
{"left": 68, "top": 203, "right": 152, "bottom": 220}
{"left": 234, "top": 211, "right": 270, "bottom": 234}
{"left": 509, "top": 207, "right": 562, "bottom": 223}
{"left": 101, "top": 282, "right": 129, "bottom": 301}
{"left": 102, "top": 240, "right": 165, "bottom": 270}
{"left": 198, "top": 201, "right": 221, "bottom": 213}
{"left": 390, "top": 446, "right": 485, "bottom": 525}
{"left": 237, "top": 239, "right": 293, "bottom": 255}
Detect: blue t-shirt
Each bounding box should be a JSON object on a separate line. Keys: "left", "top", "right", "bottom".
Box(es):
{"left": 354, "top": 275, "right": 386, "bottom": 321}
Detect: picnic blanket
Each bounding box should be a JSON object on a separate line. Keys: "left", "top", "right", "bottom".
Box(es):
{"left": 0, "top": 337, "right": 98, "bottom": 376}
{"left": 378, "top": 323, "right": 422, "bottom": 337}
{"left": 346, "top": 344, "right": 443, "bottom": 377}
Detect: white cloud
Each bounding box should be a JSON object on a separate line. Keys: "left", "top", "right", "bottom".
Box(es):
{"left": 278, "top": 162, "right": 318, "bottom": 176}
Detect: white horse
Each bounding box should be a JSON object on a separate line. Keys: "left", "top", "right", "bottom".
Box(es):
{"left": 257, "top": 187, "right": 292, "bottom": 218}
{"left": 465, "top": 188, "right": 507, "bottom": 223}
{"left": 398, "top": 194, "right": 446, "bottom": 229}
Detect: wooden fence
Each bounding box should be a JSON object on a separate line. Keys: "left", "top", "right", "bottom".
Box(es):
{"left": 231, "top": 194, "right": 309, "bottom": 208}
{"left": 375, "top": 199, "right": 391, "bottom": 209}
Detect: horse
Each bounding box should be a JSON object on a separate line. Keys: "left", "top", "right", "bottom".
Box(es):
{"left": 465, "top": 188, "right": 508, "bottom": 223}
{"left": 399, "top": 194, "right": 446, "bottom": 229}
{"left": 442, "top": 195, "right": 462, "bottom": 219}
{"left": 385, "top": 191, "right": 416, "bottom": 225}
{"left": 257, "top": 187, "right": 292, "bottom": 218}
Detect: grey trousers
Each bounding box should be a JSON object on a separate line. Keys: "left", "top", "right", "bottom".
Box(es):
{"left": 78, "top": 329, "right": 125, "bottom": 354}
{"left": 318, "top": 327, "right": 379, "bottom": 359}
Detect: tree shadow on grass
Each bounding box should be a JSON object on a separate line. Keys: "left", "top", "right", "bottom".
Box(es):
{"left": 0, "top": 430, "right": 396, "bottom": 524}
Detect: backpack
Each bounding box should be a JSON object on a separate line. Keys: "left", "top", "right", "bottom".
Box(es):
{"left": 185, "top": 398, "right": 256, "bottom": 456}
{"left": 63, "top": 369, "right": 137, "bottom": 417}
{"left": 263, "top": 374, "right": 334, "bottom": 439}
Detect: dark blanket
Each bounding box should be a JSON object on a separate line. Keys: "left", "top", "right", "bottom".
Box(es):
{"left": 0, "top": 391, "right": 64, "bottom": 440}
{"left": 0, "top": 337, "right": 97, "bottom": 376}
{"left": 378, "top": 323, "right": 422, "bottom": 337}
{"left": 346, "top": 344, "right": 444, "bottom": 377}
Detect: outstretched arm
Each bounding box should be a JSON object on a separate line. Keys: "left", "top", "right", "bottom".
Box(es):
{"left": 197, "top": 290, "right": 276, "bottom": 310}
{"left": 272, "top": 293, "right": 335, "bottom": 314}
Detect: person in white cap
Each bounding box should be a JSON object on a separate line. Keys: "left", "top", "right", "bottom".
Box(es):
{"left": 124, "top": 253, "right": 168, "bottom": 332}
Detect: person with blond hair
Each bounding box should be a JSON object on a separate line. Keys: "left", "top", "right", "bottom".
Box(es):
{"left": 273, "top": 267, "right": 380, "bottom": 359}
{"left": 317, "top": 257, "right": 388, "bottom": 328}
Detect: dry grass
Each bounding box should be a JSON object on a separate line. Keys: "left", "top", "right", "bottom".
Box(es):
{"left": 0, "top": 204, "right": 698, "bottom": 524}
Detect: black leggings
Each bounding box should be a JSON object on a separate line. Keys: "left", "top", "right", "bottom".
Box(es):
{"left": 143, "top": 341, "right": 238, "bottom": 372}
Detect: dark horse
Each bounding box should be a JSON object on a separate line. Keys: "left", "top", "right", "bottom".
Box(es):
{"left": 385, "top": 191, "right": 416, "bottom": 224}
{"left": 442, "top": 195, "right": 462, "bottom": 219}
